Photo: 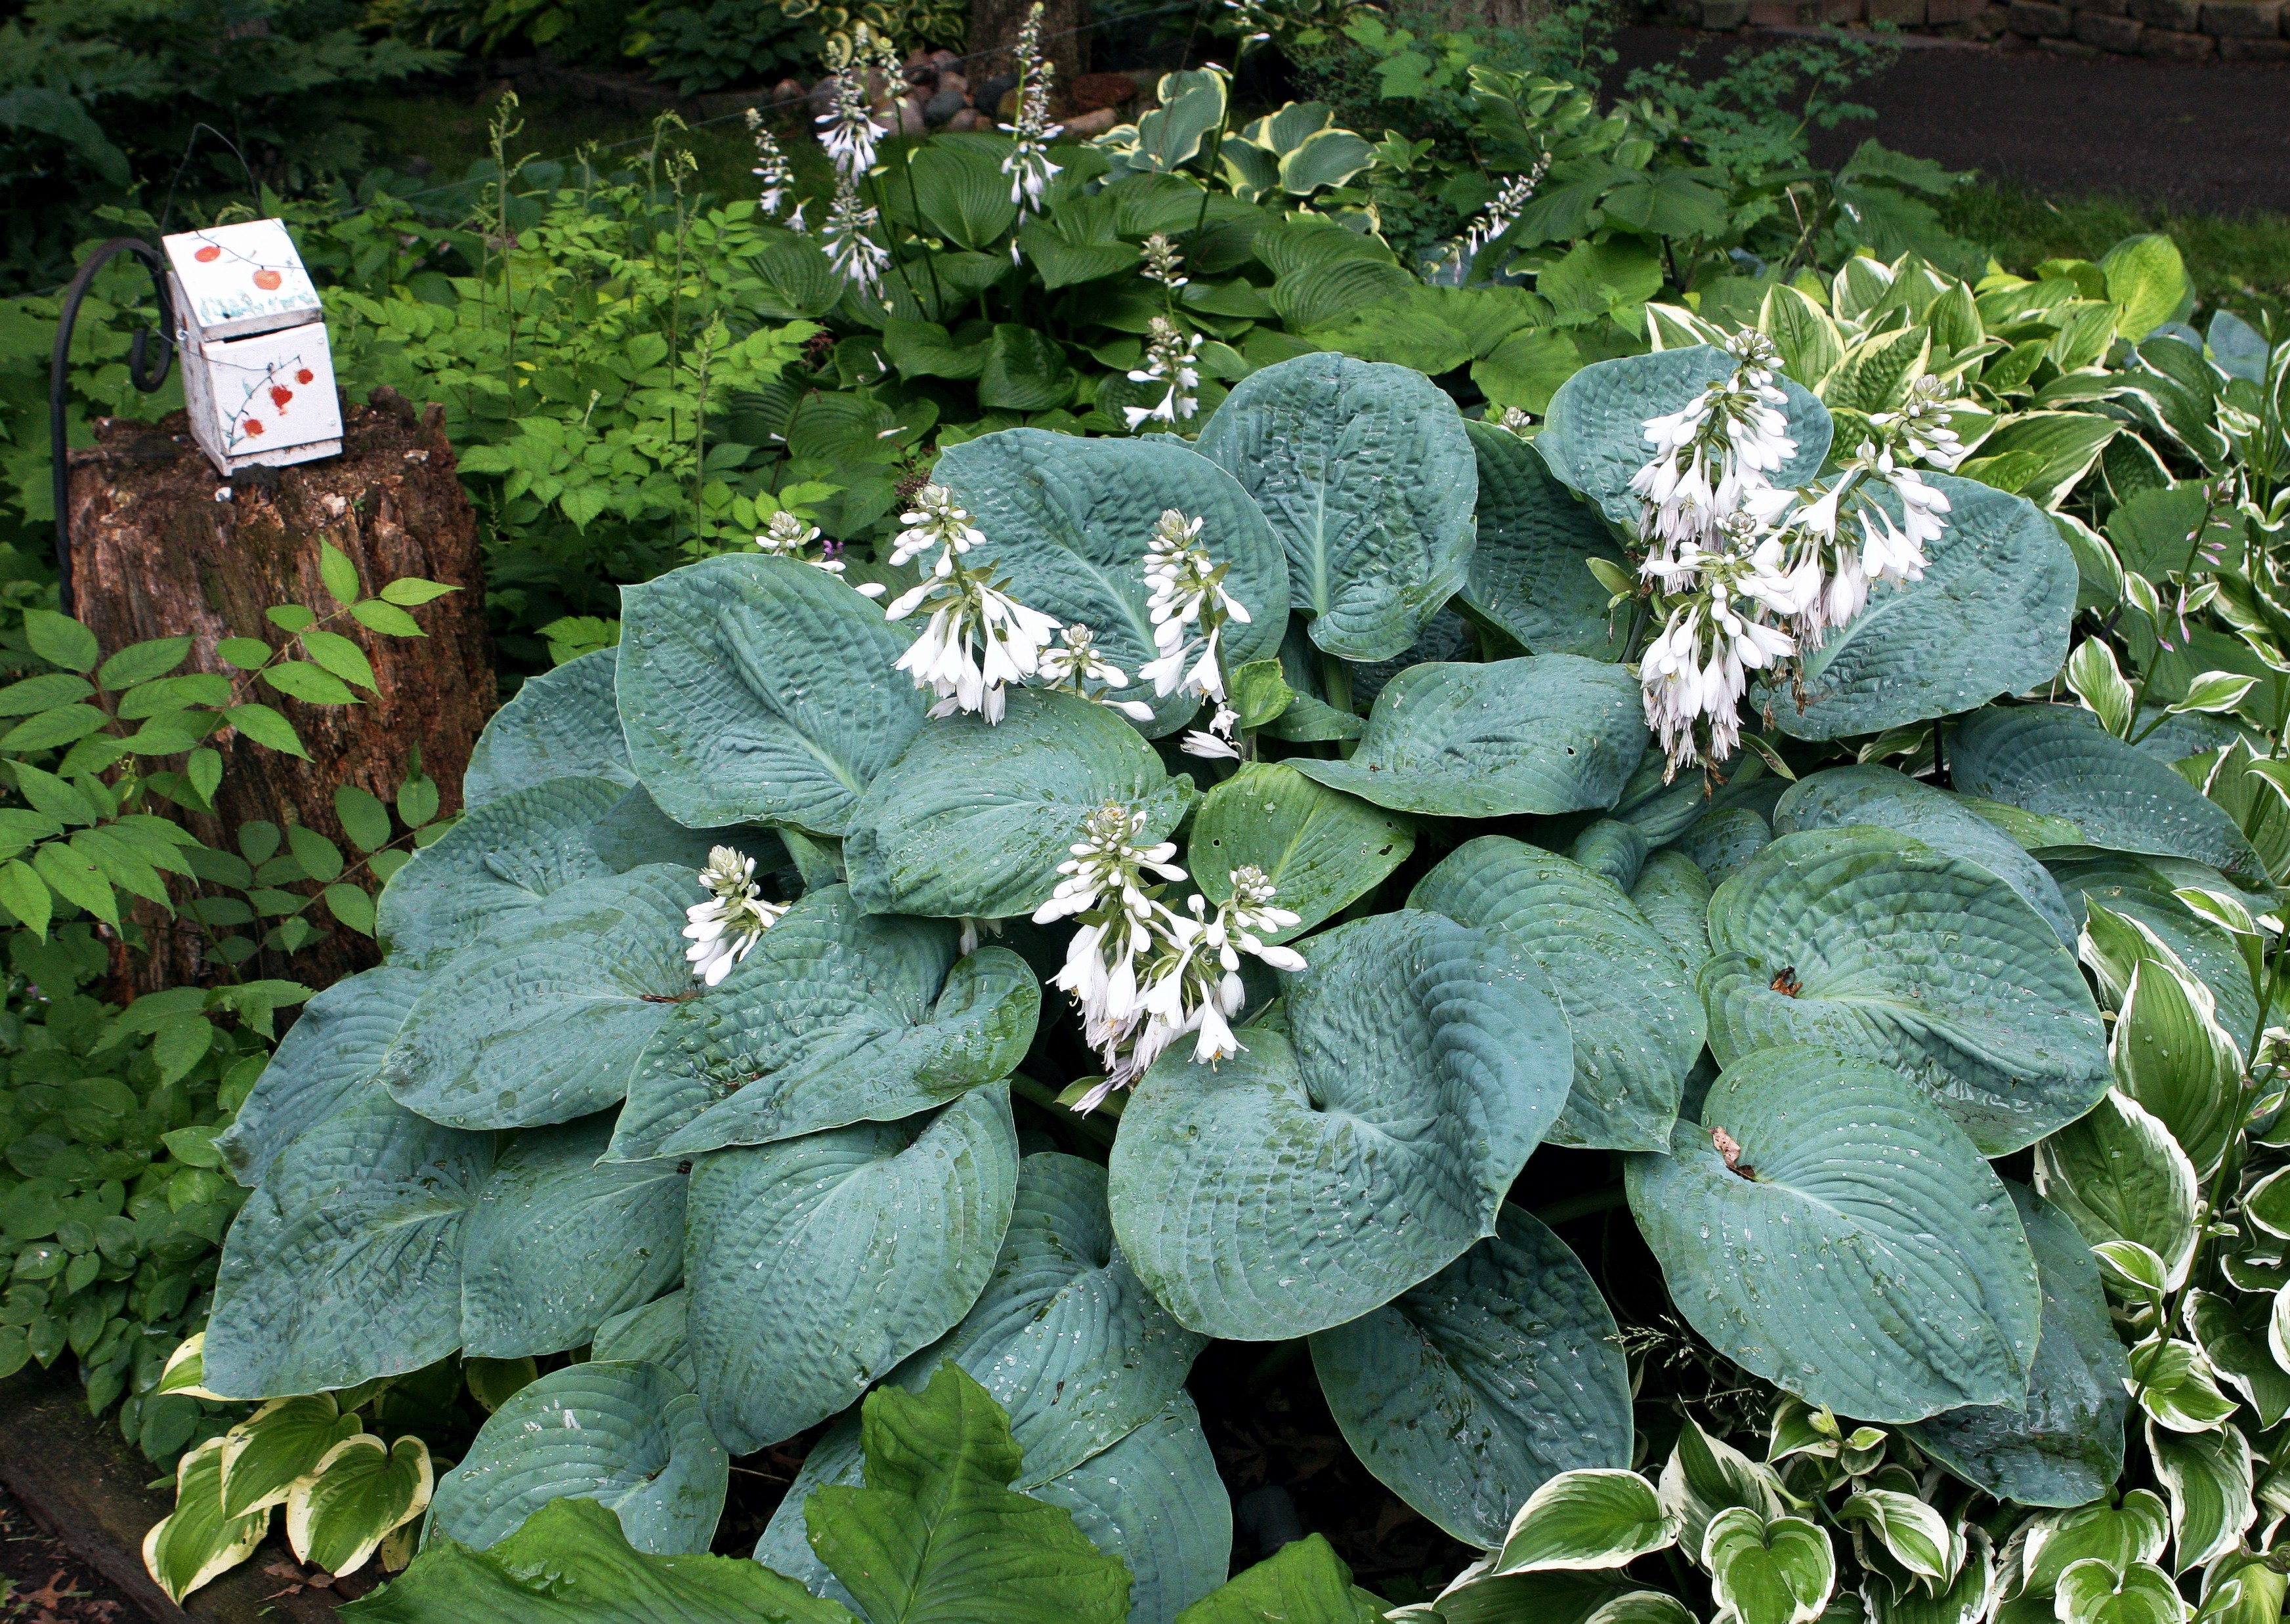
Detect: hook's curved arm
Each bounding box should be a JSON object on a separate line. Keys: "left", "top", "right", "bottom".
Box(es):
{"left": 51, "top": 238, "right": 176, "bottom": 621}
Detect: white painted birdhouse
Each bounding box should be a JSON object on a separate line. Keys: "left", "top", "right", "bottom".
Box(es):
{"left": 163, "top": 219, "right": 343, "bottom": 476}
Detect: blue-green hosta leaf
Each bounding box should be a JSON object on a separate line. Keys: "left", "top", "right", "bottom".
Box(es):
{"left": 1770, "top": 477, "right": 2077, "bottom": 740}
{"left": 341, "top": 1497, "right": 851, "bottom": 1624}
{"left": 890, "top": 1153, "right": 1204, "bottom": 1487}
{"left": 845, "top": 688, "right": 1195, "bottom": 920}
{"left": 1109, "top": 909, "right": 1573, "bottom": 1341}
{"left": 376, "top": 778, "right": 742, "bottom": 970}
{"left": 216, "top": 964, "right": 424, "bottom": 1187}
{"left": 379, "top": 865, "right": 694, "bottom": 1130}
{"left": 1195, "top": 352, "right": 1478, "bottom": 661}
{"left": 1701, "top": 827, "right": 2110, "bottom": 1156}
{"left": 1904, "top": 1183, "right": 2130, "bottom": 1508}
{"left": 931, "top": 430, "right": 1289, "bottom": 736}
{"left": 593, "top": 1291, "right": 694, "bottom": 1386}
{"left": 1187, "top": 762, "right": 1413, "bottom": 943}
{"left": 1027, "top": 1396, "right": 1233, "bottom": 1624}
{"left": 1412, "top": 837, "right": 1703, "bottom": 1152}
{"left": 1537, "top": 346, "right": 1831, "bottom": 530}
{"left": 617, "top": 554, "right": 927, "bottom": 836}
{"left": 425, "top": 1360, "right": 727, "bottom": 1556}
{"left": 205, "top": 1095, "right": 492, "bottom": 1397}
{"left": 1458, "top": 421, "right": 1628, "bottom": 660}
{"left": 1772, "top": 765, "right": 2076, "bottom": 944}
{"left": 1672, "top": 807, "right": 1770, "bottom": 889}
{"left": 462, "top": 647, "right": 635, "bottom": 810}
{"left": 1955, "top": 706, "right": 2265, "bottom": 885}
{"left": 1630, "top": 852, "right": 1712, "bottom": 979}
{"left": 1627, "top": 1045, "right": 2041, "bottom": 1424}
{"left": 459, "top": 1116, "right": 686, "bottom": 1358}
{"left": 1295, "top": 656, "right": 1647, "bottom": 819}
{"left": 1309, "top": 1205, "right": 1632, "bottom": 1550}
{"left": 684, "top": 1087, "right": 1018, "bottom": 1452}
{"left": 610, "top": 887, "right": 1038, "bottom": 1161}
{"left": 753, "top": 1413, "right": 864, "bottom": 1609}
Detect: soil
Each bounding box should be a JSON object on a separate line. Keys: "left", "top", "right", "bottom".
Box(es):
{"left": 1603, "top": 24, "right": 2290, "bottom": 214}
{"left": 0, "top": 1481, "right": 138, "bottom": 1624}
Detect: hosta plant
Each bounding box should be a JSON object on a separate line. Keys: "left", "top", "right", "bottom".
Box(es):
{"left": 182, "top": 316, "right": 2290, "bottom": 1622}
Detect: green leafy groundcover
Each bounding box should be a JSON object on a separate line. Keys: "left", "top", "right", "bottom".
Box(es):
{"left": 166, "top": 241, "right": 2290, "bottom": 1624}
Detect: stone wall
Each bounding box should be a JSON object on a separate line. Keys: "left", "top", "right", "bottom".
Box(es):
{"left": 1677, "top": 0, "right": 2289, "bottom": 52}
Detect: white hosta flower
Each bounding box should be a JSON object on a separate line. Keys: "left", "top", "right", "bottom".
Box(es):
{"left": 999, "top": 2, "right": 1065, "bottom": 210}
{"left": 1142, "top": 233, "right": 1187, "bottom": 289}
{"left": 1124, "top": 317, "right": 1200, "bottom": 432}
{"left": 886, "top": 570, "right": 1059, "bottom": 724}
{"left": 1033, "top": 799, "right": 1186, "bottom": 925}
{"left": 1144, "top": 509, "right": 1248, "bottom": 649}
{"left": 1038, "top": 621, "right": 1128, "bottom": 690}
{"left": 1630, "top": 329, "right": 1797, "bottom": 577}
{"left": 821, "top": 182, "right": 889, "bottom": 293}
{"left": 1638, "top": 537, "right": 1799, "bottom": 778}
{"left": 890, "top": 484, "right": 986, "bottom": 568}
{"left": 685, "top": 844, "right": 788, "bottom": 986}
{"left": 1871, "top": 374, "right": 1969, "bottom": 470}
{"left": 754, "top": 510, "right": 887, "bottom": 596}
{"left": 818, "top": 52, "right": 886, "bottom": 179}
{"left": 1180, "top": 703, "right": 1240, "bottom": 759}
{"left": 745, "top": 110, "right": 798, "bottom": 221}
{"left": 1462, "top": 164, "right": 1543, "bottom": 259}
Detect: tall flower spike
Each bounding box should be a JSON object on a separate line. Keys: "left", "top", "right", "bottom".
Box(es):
{"left": 1125, "top": 317, "right": 1200, "bottom": 432}
{"left": 685, "top": 844, "right": 789, "bottom": 986}
{"left": 745, "top": 108, "right": 797, "bottom": 222}
{"left": 820, "top": 183, "right": 889, "bottom": 293}
{"left": 1040, "top": 623, "right": 1157, "bottom": 721}
{"left": 1629, "top": 329, "right": 1797, "bottom": 588}
{"left": 1139, "top": 507, "right": 1246, "bottom": 705}
{"left": 818, "top": 39, "right": 885, "bottom": 180}
{"left": 1142, "top": 233, "right": 1187, "bottom": 290}
{"left": 889, "top": 484, "right": 985, "bottom": 568}
{"left": 1000, "top": 3, "right": 1065, "bottom": 211}
{"left": 755, "top": 510, "right": 886, "bottom": 596}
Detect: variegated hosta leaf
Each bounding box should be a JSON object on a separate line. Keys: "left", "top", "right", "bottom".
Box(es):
{"left": 2188, "top": 1289, "right": 2290, "bottom": 1429}
{"left": 142, "top": 1436, "right": 270, "bottom": 1604}
{"left": 2035, "top": 1091, "right": 2199, "bottom": 1289}
{"left": 2127, "top": 1339, "right": 2238, "bottom": 1434}
{"left": 1628, "top": 1045, "right": 2041, "bottom": 1424}
{"left": 1702, "top": 1509, "right": 1835, "bottom": 1624}
{"left": 2111, "top": 960, "right": 2241, "bottom": 1178}
{"left": 1700, "top": 827, "right": 2110, "bottom": 1156}
{"left": 1412, "top": 836, "right": 1703, "bottom": 1152}
{"left": 426, "top": 1360, "right": 727, "bottom": 1556}
{"left": 1491, "top": 1469, "right": 1678, "bottom": 1574}
{"left": 1109, "top": 909, "right": 1574, "bottom": 1341}
{"left": 2054, "top": 862, "right": 2259, "bottom": 1044}
{"left": 2146, "top": 1420, "right": 2255, "bottom": 1575}
{"left": 219, "top": 1394, "right": 362, "bottom": 1518}
{"left": 610, "top": 886, "right": 1038, "bottom": 1161}
{"left": 215, "top": 963, "right": 425, "bottom": 1187}
{"left": 1660, "top": 1418, "right": 1787, "bottom": 1573}
{"left": 2005, "top": 1491, "right": 2169, "bottom": 1607}
{"left": 1310, "top": 1205, "right": 1634, "bottom": 1551}
{"left": 461, "top": 645, "right": 635, "bottom": 808}
{"left": 287, "top": 1434, "right": 432, "bottom": 1578}
{"left": 2053, "top": 1558, "right": 2189, "bottom": 1624}
{"left": 1835, "top": 1488, "right": 1955, "bottom": 1585}
{"left": 1871, "top": 1526, "right": 1995, "bottom": 1624}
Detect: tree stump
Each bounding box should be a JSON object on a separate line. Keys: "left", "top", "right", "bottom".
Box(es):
{"left": 65, "top": 388, "right": 494, "bottom": 995}
{"left": 967, "top": 0, "right": 1091, "bottom": 109}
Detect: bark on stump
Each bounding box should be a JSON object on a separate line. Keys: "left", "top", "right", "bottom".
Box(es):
{"left": 65, "top": 388, "right": 494, "bottom": 995}
{"left": 967, "top": 0, "right": 1091, "bottom": 108}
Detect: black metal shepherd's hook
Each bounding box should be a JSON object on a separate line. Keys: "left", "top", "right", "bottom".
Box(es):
{"left": 51, "top": 238, "right": 177, "bottom": 621}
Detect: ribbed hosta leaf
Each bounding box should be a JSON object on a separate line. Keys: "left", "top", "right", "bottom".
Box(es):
{"left": 1537, "top": 346, "right": 1831, "bottom": 530}
{"left": 461, "top": 647, "right": 634, "bottom": 809}
{"left": 610, "top": 886, "right": 1038, "bottom": 1161}
{"left": 1631, "top": 852, "right": 1712, "bottom": 979}
{"left": 592, "top": 1291, "right": 694, "bottom": 1386}
{"left": 1458, "top": 420, "right": 1628, "bottom": 659}
{"left": 845, "top": 688, "right": 1195, "bottom": 920}
{"left": 1769, "top": 477, "right": 2077, "bottom": 739}
{"left": 1187, "top": 762, "right": 1413, "bottom": 942}
{"left": 889, "top": 1154, "right": 1204, "bottom": 1487}
{"left": 1295, "top": 656, "right": 1647, "bottom": 819}
{"left": 1195, "top": 352, "right": 1478, "bottom": 661}
{"left": 425, "top": 1361, "right": 727, "bottom": 1556}
{"left": 1627, "top": 1045, "right": 2041, "bottom": 1423}
{"left": 1905, "top": 1183, "right": 2129, "bottom": 1507}
{"left": 1701, "top": 827, "right": 2110, "bottom": 1156}
{"left": 216, "top": 965, "right": 424, "bottom": 1188}
{"left": 931, "top": 430, "right": 1288, "bottom": 736}
{"left": 684, "top": 1087, "right": 1018, "bottom": 1452}
{"left": 377, "top": 778, "right": 736, "bottom": 970}
{"left": 1773, "top": 764, "right": 2075, "bottom": 944}
{"left": 616, "top": 554, "right": 927, "bottom": 835}
{"left": 1412, "top": 837, "right": 1703, "bottom": 1152}
{"left": 1309, "top": 1205, "right": 1632, "bottom": 1549}
{"left": 1109, "top": 909, "right": 1573, "bottom": 1341}
{"left": 379, "top": 865, "right": 694, "bottom": 1131}
{"left": 1955, "top": 705, "right": 2265, "bottom": 885}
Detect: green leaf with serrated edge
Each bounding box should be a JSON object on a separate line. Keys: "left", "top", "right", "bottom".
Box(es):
{"left": 1460, "top": 421, "right": 1630, "bottom": 660}
{"left": 1772, "top": 764, "right": 2075, "bottom": 944}
{"left": 2146, "top": 1421, "right": 2253, "bottom": 1575}
{"left": 1537, "top": 346, "right": 1832, "bottom": 532}
{"left": 1296, "top": 656, "right": 1647, "bottom": 819}
{"left": 1628, "top": 1046, "right": 2040, "bottom": 1423}
{"left": 1412, "top": 836, "right": 1703, "bottom": 1152}
{"left": 613, "top": 888, "right": 1038, "bottom": 1162}
{"left": 1769, "top": 478, "right": 2075, "bottom": 740}
{"left": 931, "top": 430, "right": 1290, "bottom": 738}
{"left": 1904, "top": 1184, "right": 2129, "bottom": 1508}
{"left": 142, "top": 1436, "right": 270, "bottom": 1603}
{"left": 304, "top": 629, "right": 379, "bottom": 693}
{"left": 1491, "top": 1468, "right": 1676, "bottom": 1574}
{"left": 217, "top": 965, "right": 425, "bottom": 1187}
{"left": 459, "top": 1115, "right": 685, "bottom": 1358}
{"left": 2113, "top": 960, "right": 2240, "bottom": 1177}
{"left": 593, "top": 1291, "right": 695, "bottom": 1387}
{"left": 1701, "top": 827, "right": 2108, "bottom": 1156}
{"left": 618, "top": 555, "right": 926, "bottom": 836}
{"left": 1189, "top": 762, "right": 1413, "bottom": 944}
{"left": 846, "top": 687, "right": 1195, "bottom": 921}
{"left": 320, "top": 541, "right": 363, "bottom": 605}
{"left": 463, "top": 648, "right": 635, "bottom": 808}
{"left": 22, "top": 608, "right": 99, "bottom": 673}
{"left": 427, "top": 1361, "right": 727, "bottom": 1556}
{"left": 0, "top": 860, "right": 51, "bottom": 939}
{"left": 1631, "top": 850, "right": 1712, "bottom": 980}
{"left": 1955, "top": 706, "right": 2265, "bottom": 885}
{"left": 378, "top": 865, "right": 692, "bottom": 1130}
{"left": 1176, "top": 1534, "right": 1386, "bottom": 1624}
{"left": 219, "top": 1394, "right": 358, "bottom": 1518}
{"left": 807, "top": 1363, "right": 1129, "bottom": 1624}
{"left": 1110, "top": 910, "right": 1573, "bottom": 1341}
{"left": 1195, "top": 352, "right": 1477, "bottom": 662}
{"left": 228, "top": 701, "right": 308, "bottom": 757}
{"left": 1659, "top": 1417, "right": 1785, "bottom": 1566}
{"left": 2035, "top": 1091, "right": 2198, "bottom": 1289}
{"left": 1704, "top": 1509, "right": 1835, "bottom": 1624}
{"left": 335, "top": 784, "right": 392, "bottom": 853}
{"left": 339, "top": 1497, "right": 853, "bottom": 1624}
{"left": 380, "top": 577, "right": 458, "bottom": 606}
{"left": 204, "top": 1095, "right": 492, "bottom": 1397}
{"left": 106, "top": 634, "right": 195, "bottom": 690}
{"left": 288, "top": 1434, "right": 431, "bottom": 1577}
{"left": 264, "top": 659, "right": 360, "bottom": 706}
{"left": 887, "top": 1154, "right": 1204, "bottom": 1486}
{"left": 685, "top": 1087, "right": 1017, "bottom": 1453}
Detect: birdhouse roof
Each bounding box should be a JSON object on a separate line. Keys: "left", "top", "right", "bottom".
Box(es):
{"left": 163, "top": 219, "right": 322, "bottom": 340}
